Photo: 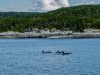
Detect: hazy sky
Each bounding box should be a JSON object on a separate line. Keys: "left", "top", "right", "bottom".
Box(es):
{"left": 0, "top": 0, "right": 99, "bottom": 12}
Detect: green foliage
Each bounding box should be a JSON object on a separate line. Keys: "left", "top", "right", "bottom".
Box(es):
{"left": 0, "top": 5, "right": 100, "bottom": 32}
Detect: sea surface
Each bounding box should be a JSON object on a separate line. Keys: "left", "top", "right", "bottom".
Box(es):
{"left": 0, "top": 38, "right": 100, "bottom": 75}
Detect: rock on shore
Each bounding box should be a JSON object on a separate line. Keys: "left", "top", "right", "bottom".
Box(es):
{"left": 0, "top": 29, "right": 100, "bottom": 38}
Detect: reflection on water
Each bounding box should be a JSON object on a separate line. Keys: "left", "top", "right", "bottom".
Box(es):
{"left": 0, "top": 38, "right": 100, "bottom": 75}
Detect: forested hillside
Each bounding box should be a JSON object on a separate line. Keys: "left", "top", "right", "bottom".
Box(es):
{"left": 0, "top": 5, "right": 100, "bottom": 32}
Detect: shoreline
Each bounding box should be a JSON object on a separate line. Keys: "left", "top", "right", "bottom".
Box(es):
{"left": 0, "top": 30, "right": 100, "bottom": 39}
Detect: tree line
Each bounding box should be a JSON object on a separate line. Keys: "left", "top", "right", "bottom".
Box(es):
{"left": 0, "top": 5, "right": 100, "bottom": 32}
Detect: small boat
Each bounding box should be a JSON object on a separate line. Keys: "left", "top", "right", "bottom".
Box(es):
{"left": 42, "top": 50, "right": 52, "bottom": 53}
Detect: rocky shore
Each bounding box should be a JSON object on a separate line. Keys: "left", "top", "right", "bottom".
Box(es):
{"left": 0, "top": 29, "right": 100, "bottom": 38}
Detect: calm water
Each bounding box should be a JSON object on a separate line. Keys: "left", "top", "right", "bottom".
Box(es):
{"left": 0, "top": 38, "right": 100, "bottom": 75}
